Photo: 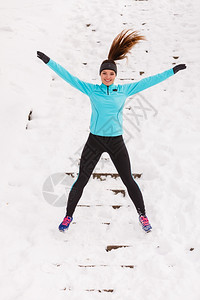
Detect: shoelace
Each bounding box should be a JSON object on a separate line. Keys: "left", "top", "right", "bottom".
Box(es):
{"left": 140, "top": 216, "right": 150, "bottom": 226}
{"left": 62, "top": 217, "right": 72, "bottom": 226}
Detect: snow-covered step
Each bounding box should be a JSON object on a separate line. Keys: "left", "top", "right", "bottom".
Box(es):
{"left": 77, "top": 204, "right": 130, "bottom": 208}
{"left": 66, "top": 172, "right": 142, "bottom": 180}
{"left": 78, "top": 264, "right": 134, "bottom": 268}
{"left": 60, "top": 172, "right": 142, "bottom": 198}
{"left": 84, "top": 289, "right": 114, "bottom": 293}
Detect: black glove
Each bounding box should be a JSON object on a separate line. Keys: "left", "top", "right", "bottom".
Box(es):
{"left": 173, "top": 64, "right": 186, "bottom": 74}
{"left": 37, "top": 51, "right": 50, "bottom": 64}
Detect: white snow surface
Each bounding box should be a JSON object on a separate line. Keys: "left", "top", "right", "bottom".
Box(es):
{"left": 1, "top": 0, "right": 200, "bottom": 299}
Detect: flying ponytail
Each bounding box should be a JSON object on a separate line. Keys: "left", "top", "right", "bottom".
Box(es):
{"left": 99, "top": 29, "right": 145, "bottom": 75}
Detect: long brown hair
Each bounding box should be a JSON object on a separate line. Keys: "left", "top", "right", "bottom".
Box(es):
{"left": 108, "top": 29, "right": 146, "bottom": 61}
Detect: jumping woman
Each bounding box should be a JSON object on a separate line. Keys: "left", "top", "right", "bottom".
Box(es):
{"left": 37, "top": 29, "right": 186, "bottom": 233}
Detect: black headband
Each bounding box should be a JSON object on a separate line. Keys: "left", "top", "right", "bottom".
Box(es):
{"left": 99, "top": 60, "right": 117, "bottom": 75}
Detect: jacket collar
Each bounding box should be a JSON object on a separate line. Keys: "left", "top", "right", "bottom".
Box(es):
{"left": 100, "top": 83, "right": 117, "bottom": 94}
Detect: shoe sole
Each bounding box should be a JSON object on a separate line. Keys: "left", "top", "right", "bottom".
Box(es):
{"left": 59, "top": 227, "right": 69, "bottom": 233}
{"left": 139, "top": 221, "right": 152, "bottom": 233}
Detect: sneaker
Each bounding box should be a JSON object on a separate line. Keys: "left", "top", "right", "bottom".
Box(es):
{"left": 59, "top": 216, "right": 73, "bottom": 232}
{"left": 139, "top": 215, "right": 152, "bottom": 233}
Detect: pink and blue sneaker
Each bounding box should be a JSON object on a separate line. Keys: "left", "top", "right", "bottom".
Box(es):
{"left": 59, "top": 216, "right": 73, "bottom": 232}
{"left": 139, "top": 215, "right": 152, "bottom": 233}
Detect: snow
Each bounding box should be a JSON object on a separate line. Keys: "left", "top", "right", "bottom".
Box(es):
{"left": 1, "top": 0, "right": 200, "bottom": 299}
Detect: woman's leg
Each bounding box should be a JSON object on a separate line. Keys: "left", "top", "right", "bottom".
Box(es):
{"left": 108, "top": 137, "right": 146, "bottom": 216}
{"left": 66, "top": 134, "right": 103, "bottom": 217}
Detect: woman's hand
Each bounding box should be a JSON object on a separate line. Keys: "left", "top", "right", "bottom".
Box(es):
{"left": 37, "top": 51, "right": 50, "bottom": 64}
{"left": 173, "top": 64, "right": 187, "bottom": 74}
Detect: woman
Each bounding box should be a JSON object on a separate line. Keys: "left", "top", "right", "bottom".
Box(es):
{"left": 37, "top": 29, "right": 186, "bottom": 233}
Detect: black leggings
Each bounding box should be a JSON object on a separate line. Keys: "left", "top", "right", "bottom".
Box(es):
{"left": 66, "top": 133, "right": 145, "bottom": 217}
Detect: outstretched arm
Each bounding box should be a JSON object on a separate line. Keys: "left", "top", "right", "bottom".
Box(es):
{"left": 37, "top": 51, "right": 95, "bottom": 96}
{"left": 123, "top": 64, "right": 187, "bottom": 97}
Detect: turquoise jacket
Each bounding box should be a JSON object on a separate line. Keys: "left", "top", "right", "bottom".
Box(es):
{"left": 47, "top": 59, "right": 175, "bottom": 137}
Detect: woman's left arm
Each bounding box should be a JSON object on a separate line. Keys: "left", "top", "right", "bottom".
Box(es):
{"left": 123, "top": 64, "right": 186, "bottom": 97}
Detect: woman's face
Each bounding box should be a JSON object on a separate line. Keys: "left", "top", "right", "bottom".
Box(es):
{"left": 100, "top": 69, "right": 116, "bottom": 86}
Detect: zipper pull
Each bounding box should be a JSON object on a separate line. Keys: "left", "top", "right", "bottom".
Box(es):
{"left": 107, "top": 86, "right": 109, "bottom": 95}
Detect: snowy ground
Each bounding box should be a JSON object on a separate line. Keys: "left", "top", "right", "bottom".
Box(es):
{"left": 1, "top": 0, "right": 200, "bottom": 299}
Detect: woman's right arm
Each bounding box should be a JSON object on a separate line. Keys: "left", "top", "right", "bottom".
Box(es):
{"left": 37, "top": 51, "right": 95, "bottom": 96}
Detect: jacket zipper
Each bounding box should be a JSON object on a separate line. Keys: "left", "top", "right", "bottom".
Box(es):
{"left": 107, "top": 86, "right": 109, "bottom": 95}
